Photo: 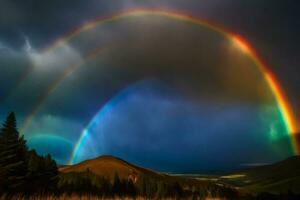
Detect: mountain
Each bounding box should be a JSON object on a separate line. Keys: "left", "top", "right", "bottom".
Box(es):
{"left": 59, "top": 155, "right": 224, "bottom": 190}
{"left": 58, "top": 155, "right": 242, "bottom": 199}
{"left": 60, "top": 155, "right": 300, "bottom": 194}
{"left": 221, "top": 156, "right": 300, "bottom": 194}
{"left": 60, "top": 155, "right": 164, "bottom": 181}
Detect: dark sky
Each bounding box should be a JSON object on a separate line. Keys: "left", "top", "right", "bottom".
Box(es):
{"left": 0, "top": 0, "right": 299, "bottom": 172}
{"left": 0, "top": 0, "right": 299, "bottom": 114}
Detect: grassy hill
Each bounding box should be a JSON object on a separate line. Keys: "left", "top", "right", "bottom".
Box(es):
{"left": 59, "top": 155, "right": 239, "bottom": 198}
{"left": 60, "top": 155, "right": 300, "bottom": 196}
{"left": 59, "top": 155, "right": 232, "bottom": 189}
{"left": 60, "top": 155, "right": 164, "bottom": 181}
{"left": 220, "top": 156, "right": 300, "bottom": 194}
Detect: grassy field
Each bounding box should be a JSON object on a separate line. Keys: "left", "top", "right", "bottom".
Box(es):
{"left": 1, "top": 194, "right": 224, "bottom": 200}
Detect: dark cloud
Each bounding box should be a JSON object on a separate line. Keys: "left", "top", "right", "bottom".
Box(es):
{"left": 0, "top": 48, "right": 32, "bottom": 106}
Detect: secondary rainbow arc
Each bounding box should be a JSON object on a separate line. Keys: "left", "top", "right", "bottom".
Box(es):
{"left": 20, "top": 48, "right": 107, "bottom": 133}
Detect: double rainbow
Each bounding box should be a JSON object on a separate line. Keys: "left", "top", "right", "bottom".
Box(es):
{"left": 17, "top": 9, "right": 298, "bottom": 163}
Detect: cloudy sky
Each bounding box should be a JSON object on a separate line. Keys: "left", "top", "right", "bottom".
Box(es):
{"left": 0, "top": 0, "right": 299, "bottom": 172}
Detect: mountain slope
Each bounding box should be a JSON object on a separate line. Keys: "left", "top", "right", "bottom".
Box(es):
{"left": 221, "top": 156, "right": 300, "bottom": 194}
{"left": 60, "top": 155, "right": 164, "bottom": 181}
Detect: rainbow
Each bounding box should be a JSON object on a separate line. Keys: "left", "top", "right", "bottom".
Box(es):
{"left": 18, "top": 9, "right": 298, "bottom": 161}
{"left": 70, "top": 92, "right": 123, "bottom": 164}
{"left": 27, "top": 134, "right": 73, "bottom": 146}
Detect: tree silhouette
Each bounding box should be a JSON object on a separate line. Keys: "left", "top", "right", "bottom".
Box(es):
{"left": 112, "top": 172, "right": 121, "bottom": 196}
{"left": 0, "top": 112, "right": 28, "bottom": 192}
{"left": 126, "top": 179, "right": 137, "bottom": 197}
{"left": 27, "top": 150, "right": 58, "bottom": 193}
{"left": 0, "top": 112, "right": 58, "bottom": 194}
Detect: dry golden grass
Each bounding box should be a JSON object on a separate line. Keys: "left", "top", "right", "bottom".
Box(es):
{"left": 1, "top": 194, "right": 225, "bottom": 200}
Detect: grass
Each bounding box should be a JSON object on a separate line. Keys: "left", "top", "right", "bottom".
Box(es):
{"left": 220, "top": 174, "right": 246, "bottom": 179}
{"left": 1, "top": 194, "right": 225, "bottom": 200}
{"left": 244, "top": 175, "right": 300, "bottom": 194}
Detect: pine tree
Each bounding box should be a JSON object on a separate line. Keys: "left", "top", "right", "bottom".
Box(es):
{"left": 27, "top": 150, "right": 42, "bottom": 192}
{"left": 26, "top": 150, "right": 59, "bottom": 194}
{"left": 43, "top": 154, "right": 58, "bottom": 191}
{"left": 112, "top": 172, "right": 121, "bottom": 196}
{"left": 157, "top": 181, "right": 167, "bottom": 198}
{"left": 139, "top": 174, "right": 147, "bottom": 196}
{"left": 0, "top": 112, "right": 28, "bottom": 192}
{"left": 126, "top": 179, "right": 136, "bottom": 197}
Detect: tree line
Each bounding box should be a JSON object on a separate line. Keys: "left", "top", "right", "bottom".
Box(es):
{"left": 0, "top": 112, "right": 300, "bottom": 199}
{"left": 58, "top": 170, "right": 240, "bottom": 199}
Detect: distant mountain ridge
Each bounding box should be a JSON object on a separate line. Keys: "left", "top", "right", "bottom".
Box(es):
{"left": 240, "top": 156, "right": 300, "bottom": 180}
{"left": 222, "top": 156, "right": 300, "bottom": 194}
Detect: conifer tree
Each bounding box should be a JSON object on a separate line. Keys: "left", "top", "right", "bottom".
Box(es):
{"left": 0, "top": 112, "right": 28, "bottom": 192}
{"left": 27, "top": 151, "right": 58, "bottom": 193}
{"left": 112, "top": 172, "right": 121, "bottom": 196}
{"left": 126, "top": 179, "right": 136, "bottom": 197}
{"left": 43, "top": 154, "right": 58, "bottom": 190}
